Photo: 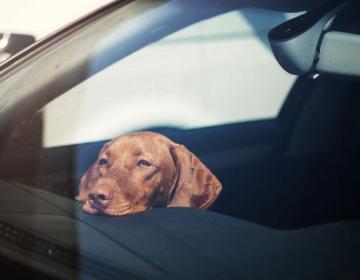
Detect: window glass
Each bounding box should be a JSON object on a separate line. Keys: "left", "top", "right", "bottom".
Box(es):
{"left": 42, "top": 9, "right": 295, "bottom": 148}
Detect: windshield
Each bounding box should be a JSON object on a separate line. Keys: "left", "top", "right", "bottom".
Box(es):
{"left": 0, "top": 0, "right": 359, "bottom": 279}
{"left": 1, "top": 0, "right": 360, "bottom": 225}
{"left": 0, "top": 0, "right": 296, "bottom": 209}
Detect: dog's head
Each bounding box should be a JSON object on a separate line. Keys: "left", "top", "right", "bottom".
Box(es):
{"left": 78, "top": 131, "right": 222, "bottom": 216}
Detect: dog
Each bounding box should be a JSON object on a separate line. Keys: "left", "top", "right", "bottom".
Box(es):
{"left": 78, "top": 131, "right": 222, "bottom": 216}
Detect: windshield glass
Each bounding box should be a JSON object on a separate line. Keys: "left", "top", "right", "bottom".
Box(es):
{"left": 0, "top": 0, "right": 360, "bottom": 278}
{"left": 43, "top": 9, "right": 295, "bottom": 147}
{"left": 1, "top": 0, "right": 359, "bottom": 224}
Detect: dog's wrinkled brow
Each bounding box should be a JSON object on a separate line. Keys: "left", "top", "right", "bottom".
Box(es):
{"left": 132, "top": 149, "right": 142, "bottom": 157}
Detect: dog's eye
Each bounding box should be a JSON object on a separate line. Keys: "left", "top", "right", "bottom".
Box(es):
{"left": 98, "top": 158, "right": 108, "bottom": 166}
{"left": 138, "top": 159, "right": 151, "bottom": 167}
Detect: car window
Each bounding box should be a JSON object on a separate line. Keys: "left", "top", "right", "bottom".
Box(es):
{"left": 0, "top": 2, "right": 300, "bottom": 218}
{"left": 42, "top": 9, "right": 295, "bottom": 147}
{"left": 1, "top": 0, "right": 359, "bottom": 230}
{"left": 1, "top": 2, "right": 360, "bottom": 279}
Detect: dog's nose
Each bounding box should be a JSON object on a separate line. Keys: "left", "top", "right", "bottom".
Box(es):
{"left": 88, "top": 188, "right": 112, "bottom": 208}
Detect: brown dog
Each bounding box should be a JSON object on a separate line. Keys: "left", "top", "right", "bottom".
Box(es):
{"left": 78, "top": 131, "right": 222, "bottom": 216}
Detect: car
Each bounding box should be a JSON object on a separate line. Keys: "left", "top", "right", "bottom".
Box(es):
{"left": 0, "top": 0, "right": 359, "bottom": 279}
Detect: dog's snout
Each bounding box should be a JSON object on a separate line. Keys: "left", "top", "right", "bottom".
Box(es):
{"left": 89, "top": 193, "right": 107, "bottom": 203}
{"left": 88, "top": 186, "right": 113, "bottom": 209}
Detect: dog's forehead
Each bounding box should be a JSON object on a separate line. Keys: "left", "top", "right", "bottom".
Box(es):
{"left": 105, "top": 133, "right": 171, "bottom": 156}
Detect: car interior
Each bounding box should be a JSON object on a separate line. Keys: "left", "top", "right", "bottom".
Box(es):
{"left": 0, "top": 0, "right": 359, "bottom": 279}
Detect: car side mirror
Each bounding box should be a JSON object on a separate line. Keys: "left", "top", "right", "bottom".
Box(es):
{"left": 0, "top": 33, "right": 36, "bottom": 62}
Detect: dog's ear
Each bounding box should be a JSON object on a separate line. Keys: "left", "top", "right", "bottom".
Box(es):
{"left": 168, "top": 144, "right": 222, "bottom": 209}
{"left": 77, "top": 164, "right": 98, "bottom": 202}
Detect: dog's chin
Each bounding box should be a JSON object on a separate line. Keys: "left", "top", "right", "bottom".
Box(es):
{"left": 105, "top": 210, "right": 133, "bottom": 216}
{"left": 82, "top": 200, "right": 133, "bottom": 216}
